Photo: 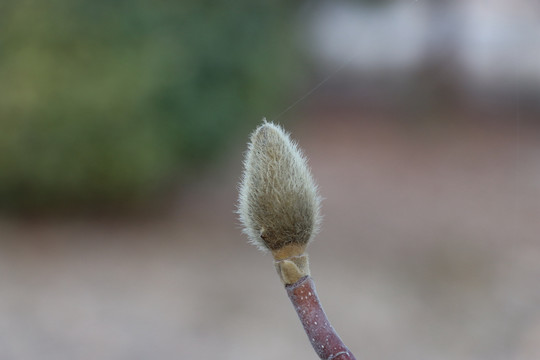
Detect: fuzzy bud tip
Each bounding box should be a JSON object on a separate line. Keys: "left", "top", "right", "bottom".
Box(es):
{"left": 237, "top": 120, "right": 322, "bottom": 256}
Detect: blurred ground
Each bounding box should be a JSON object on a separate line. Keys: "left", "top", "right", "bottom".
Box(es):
{"left": 1, "top": 112, "right": 539, "bottom": 360}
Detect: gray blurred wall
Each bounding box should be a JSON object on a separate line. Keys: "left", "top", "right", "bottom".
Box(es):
{"left": 304, "top": 0, "right": 540, "bottom": 94}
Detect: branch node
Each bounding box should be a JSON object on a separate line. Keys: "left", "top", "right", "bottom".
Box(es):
{"left": 275, "top": 254, "right": 310, "bottom": 285}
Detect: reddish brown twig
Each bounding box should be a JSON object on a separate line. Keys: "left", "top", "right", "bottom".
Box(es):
{"left": 286, "top": 276, "right": 356, "bottom": 360}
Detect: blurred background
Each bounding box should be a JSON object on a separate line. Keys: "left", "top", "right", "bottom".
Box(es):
{"left": 1, "top": 0, "right": 539, "bottom": 359}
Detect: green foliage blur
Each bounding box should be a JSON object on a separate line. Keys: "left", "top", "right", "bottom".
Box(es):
{"left": 0, "top": 0, "right": 302, "bottom": 212}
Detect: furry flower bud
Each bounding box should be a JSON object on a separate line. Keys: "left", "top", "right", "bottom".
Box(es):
{"left": 238, "top": 120, "right": 321, "bottom": 258}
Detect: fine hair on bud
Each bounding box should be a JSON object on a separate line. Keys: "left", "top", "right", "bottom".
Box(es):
{"left": 238, "top": 120, "right": 321, "bottom": 253}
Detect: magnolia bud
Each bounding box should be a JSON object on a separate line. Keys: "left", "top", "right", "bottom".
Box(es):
{"left": 238, "top": 120, "right": 321, "bottom": 259}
